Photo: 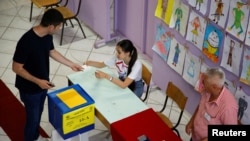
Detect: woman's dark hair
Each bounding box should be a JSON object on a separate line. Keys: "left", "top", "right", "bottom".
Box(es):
{"left": 40, "top": 8, "right": 64, "bottom": 27}
{"left": 117, "top": 39, "right": 138, "bottom": 90}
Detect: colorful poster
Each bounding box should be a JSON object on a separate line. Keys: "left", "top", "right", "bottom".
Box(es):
{"left": 155, "top": 0, "right": 175, "bottom": 25}
{"left": 226, "top": 0, "right": 249, "bottom": 41}
{"left": 208, "top": 0, "right": 230, "bottom": 28}
{"left": 169, "top": 0, "right": 190, "bottom": 37}
{"left": 152, "top": 24, "right": 173, "bottom": 62}
{"left": 167, "top": 38, "right": 186, "bottom": 75}
{"left": 186, "top": 10, "right": 206, "bottom": 50}
{"left": 220, "top": 35, "right": 243, "bottom": 76}
{"left": 182, "top": 52, "right": 201, "bottom": 87}
{"left": 240, "top": 47, "right": 250, "bottom": 85}
{"left": 234, "top": 88, "right": 250, "bottom": 124}
{"left": 202, "top": 23, "right": 224, "bottom": 63}
{"left": 188, "top": 0, "right": 208, "bottom": 15}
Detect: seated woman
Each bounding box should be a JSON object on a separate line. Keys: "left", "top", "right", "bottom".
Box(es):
{"left": 84, "top": 39, "right": 143, "bottom": 98}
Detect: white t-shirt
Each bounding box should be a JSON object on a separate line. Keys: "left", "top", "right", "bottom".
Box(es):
{"left": 104, "top": 56, "right": 142, "bottom": 81}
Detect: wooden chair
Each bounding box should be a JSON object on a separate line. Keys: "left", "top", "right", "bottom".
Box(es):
{"left": 141, "top": 64, "right": 152, "bottom": 102}
{"left": 30, "top": 0, "right": 62, "bottom": 22}
{"left": 156, "top": 82, "right": 188, "bottom": 137}
{"left": 54, "top": 0, "right": 86, "bottom": 45}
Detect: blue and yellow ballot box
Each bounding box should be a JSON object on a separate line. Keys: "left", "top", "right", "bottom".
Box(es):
{"left": 48, "top": 84, "right": 95, "bottom": 139}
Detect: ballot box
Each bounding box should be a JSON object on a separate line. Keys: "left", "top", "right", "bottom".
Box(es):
{"left": 48, "top": 84, "right": 95, "bottom": 139}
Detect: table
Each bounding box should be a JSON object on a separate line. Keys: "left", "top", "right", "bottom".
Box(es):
{"left": 110, "top": 108, "right": 182, "bottom": 141}
{"left": 67, "top": 66, "right": 181, "bottom": 141}
{"left": 67, "top": 66, "right": 149, "bottom": 129}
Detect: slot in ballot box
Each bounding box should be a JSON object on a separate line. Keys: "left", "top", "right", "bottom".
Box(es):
{"left": 48, "top": 84, "right": 95, "bottom": 140}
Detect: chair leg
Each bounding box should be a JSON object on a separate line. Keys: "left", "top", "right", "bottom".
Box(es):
{"left": 60, "top": 22, "right": 65, "bottom": 46}
{"left": 65, "top": 21, "right": 68, "bottom": 26}
{"left": 75, "top": 18, "right": 86, "bottom": 38}
{"left": 69, "top": 19, "right": 74, "bottom": 28}
{"left": 142, "top": 86, "right": 150, "bottom": 102}
{"left": 173, "top": 128, "right": 180, "bottom": 137}
{"left": 30, "top": 2, "right": 33, "bottom": 22}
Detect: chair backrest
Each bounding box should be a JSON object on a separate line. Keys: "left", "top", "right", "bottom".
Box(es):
{"left": 75, "top": 0, "right": 82, "bottom": 17}
{"left": 141, "top": 64, "right": 152, "bottom": 101}
{"left": 62, "top": 0, "right": 82, "bottom": 17}
{"left": 159, "top": 82, "right": 187, "bottom": 113}
{"left": 32, "top": 0, "right": 62, "bottom": 8}
{"left": 156, "top": 82, "right": 188, "bottom": 137}
{"left": 142, "top": 64, "right": 151, "bottom": 86}
{"left": 166, "top": 82, "right": 188, "bottom": 110}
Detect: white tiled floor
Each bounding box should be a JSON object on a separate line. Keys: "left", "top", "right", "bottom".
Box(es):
{"left": 0, "top": 0, "right": 191, "bottom": 141}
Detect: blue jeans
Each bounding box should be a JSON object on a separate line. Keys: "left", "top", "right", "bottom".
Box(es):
{"left": 133, "top": 79, "right": 144, "bottom": 98}
{"left": 20, "top": 90, "right": 47, "bottom": 141}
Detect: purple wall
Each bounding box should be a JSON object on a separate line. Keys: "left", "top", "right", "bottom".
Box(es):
{"left": 116, "top": 0, "right": 201, "bottom": 114}
{"left": 152, "top": 52, "right": 201, "bottom": 114}
{"left": 74, "top": 0, "right": 200, "bottom": 114}
{"left": 77, "top": 0, "right": 111, "bottom": 40}
{"left": 116, "top": 0, "right": 148, "bottom": 51}
{"left": 72, "top": 0, "right": 155, "bottom": 56}
{"left": 116, "top": 0, "right": 250, "bottom": 114}
{"left": 151, "top": 20, "right": 203, "bottom": 114}
{"left": 144, "top": 0, "right": 157, "bottom": 58}
{"left": 74, "top": 0, "right": 250, "bottom": 114}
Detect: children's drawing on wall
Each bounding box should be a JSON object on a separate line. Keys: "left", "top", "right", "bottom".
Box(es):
{"left": 169, "top": 0, "right": 189, "bottom": 37}
{"left": 173, "top": 1, "right": 183, "bottom": 32}
{"left": 240, "top": 47, "right": 250, "bottom": 85}
{"left": 224, "top": 78, "right": 237, "bottom": 95}
{"left": 152, "top": 24, "right": 173, "bottom": 62}
{"left": 172, "top": 43, "right": 181, "bottom": 66}
{"left": 238, "top": 95, "right": 248, "bottom": 121}
{"left": 186, "top": 10, "right": 206, "bottom": 50}
{"left": 188, "top": 0, "right": 208, "bottom": 15}
{"left": 234, "top": 88, "right": 250, "bottom": 124}
{"left": 202, "top": 23, "right": 224, "bottom": 63}
{"left": 208, "top": 0, "right": 229, "bottom": 28}
{"left": 244, "top": 19, "right": 250, "bottom": 46}
{"left": 167, "top": 38, "right": 186, "bottom": 75}
{"left": 155, "top": 0, "right": 168, "bottom": 23}
{"left": 161, "top": 0, "right": 168, "bottom": 20}
{"left": 182, "top": 52, "right": 201, "bottom": 87}
{"left": 155, "top": 23, "right": 166, "bottom": 40}
{"left": 155, "top": 0, "right": 175, "bottom": 25}
{"left": 194, "top": 63, "right": 209, "bottom": 93}
{"left": 227, "top": 40, "right": 235, "bottom": 67}
{"left": 226, "top": 0, "right": 249, "bottom": 41}
{"left": 221, "top": 35, "right": 243, "bottom": 76}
